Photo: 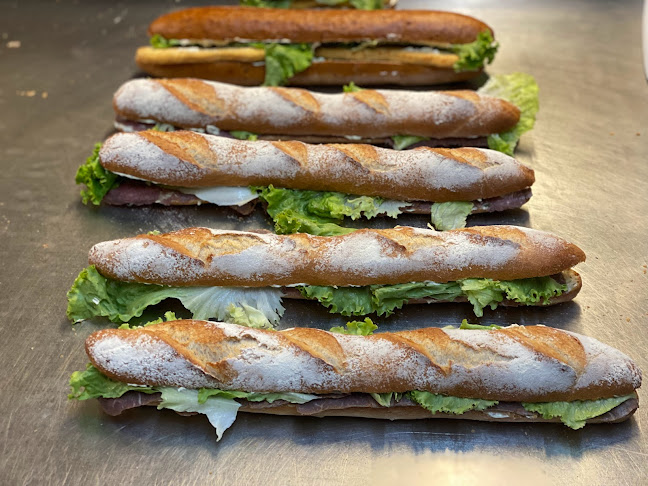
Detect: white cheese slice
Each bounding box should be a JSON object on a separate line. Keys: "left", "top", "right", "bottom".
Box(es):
{"left": 174, "top": 186, "right": 259, "bottom": 206}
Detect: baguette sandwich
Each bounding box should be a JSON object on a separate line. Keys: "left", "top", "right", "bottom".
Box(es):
{"left": 112, "top": 73, "right": 539, "bottom": 155}
{"left": 67, "top": 226, "right": 586, "bottom": 326}
{"left": 135, "top": 7, "right": 497, "bottom": 87}
{"left": 77, "top": 131, "right": 536, "bottom": 234}
{"left": 69, "top": 319, "right": 641, "bottom": 439}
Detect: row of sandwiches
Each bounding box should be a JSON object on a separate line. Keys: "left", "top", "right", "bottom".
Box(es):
{"left": 68, "top": 6, "right": 641, "bottom": 439}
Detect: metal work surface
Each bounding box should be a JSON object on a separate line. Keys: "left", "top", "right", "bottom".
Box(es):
{"left": 1, "top": 0, "right": 647, "bottom": 484}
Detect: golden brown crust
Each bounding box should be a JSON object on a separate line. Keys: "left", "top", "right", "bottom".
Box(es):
{"left": 100, "top": 131, "right": 534, "bottom": 201}
{"left": 147, "top": 7, "right": 492, "bottom": 45}
{"left": 85, "top": 321, "right": 641, "bottom": 402}
{"left": 88, "top": 226, "right": 586, "bottom": 287}
{"left": 113, "top": 78, "right": 520, "bottom": 138}
{"left": 135, "top": 57, "right": 480, "bottom": 87}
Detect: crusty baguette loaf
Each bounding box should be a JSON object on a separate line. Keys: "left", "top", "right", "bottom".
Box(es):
{"left": 147, "top": 7, "right": 492, "bottom": 45}
{"left": 101, "top": 131, "right": 534, "bottom": 201}
{"left": 112, "top": 78, "right": 519, "bottom": 138}
{"left": 86, "top": 321, "right": 641, "bottom": 402}
{"left": 134, "top": 57, "right": 480, "bottom": 87}
{"left": 88, "top": 226, "right": 586, "bottom": 287}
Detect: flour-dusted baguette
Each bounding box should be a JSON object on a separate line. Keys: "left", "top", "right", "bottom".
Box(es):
{"left": 67, "top": 226, "right": 585, "bottom": 325}
{"left": 136, "top": 7, "right": 498, "bottom": 86}
{"left": 89, "top": 226, "right": 583, "bottom": 286}
{"left": 100, "top": 131, "right": 533, "bottom": 201}
{"left": 85, "top": 130, "right": 534, "bottom": 223}
{"left": 69, "top": 320, "right": 641, "bottom": 437}
{"left": 113, "top": 78, "right": 519, "bottom": 142}
{"left": 86, "top": 321, "right": 639, "bottom": 401}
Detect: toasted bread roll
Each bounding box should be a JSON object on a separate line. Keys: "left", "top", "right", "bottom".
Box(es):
{"left": 112, "top": 78, "right": 519, "bottom": 139}
{"left": 139, "top": 7, "right": 496, "bottom": 85}
{"left": 147, "top": 7, "right": 491, "bottom": 45}
{"left": 88, "top": 226, "right": 586, "bottom": 287}
{"left": 86, "top": 321, "right": 641, "bottom": 402}
{"left": 101, "top": 131, "right": 534, "bottom": 201}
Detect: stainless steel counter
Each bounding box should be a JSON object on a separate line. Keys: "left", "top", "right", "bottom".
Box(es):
{"left": 1, "top": 1, "right": 647, "bottom": 484}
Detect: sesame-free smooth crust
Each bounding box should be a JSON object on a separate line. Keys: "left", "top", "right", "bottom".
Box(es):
{"left": 147, "top": 7, "right": 492, "bottom": 45}
{"left": 88, "top": 226, "right": 586, "bottom": 287}
{"left": 86, "top": 321, "right": 641, "bottom": 402}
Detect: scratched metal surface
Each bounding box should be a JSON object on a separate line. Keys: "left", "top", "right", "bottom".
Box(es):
{"left": 1, "top": 0, "right": 647, "bottom": 484}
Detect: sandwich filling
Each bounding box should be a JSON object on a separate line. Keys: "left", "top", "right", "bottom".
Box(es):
{"left": 140, "top": 30, "right": 497, "bottom": 86}
{"left": 68, "top": 321, "right": 637, "bottom": 438}
{"left": 66, "top": 265, "right": 577, "bottom": 326}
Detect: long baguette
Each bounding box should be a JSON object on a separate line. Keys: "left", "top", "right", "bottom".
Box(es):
{"left": 112, "top": 78, "right": 519, "bottom": 139}
{"left": 100, "top": 131, "right": 534, "bottom": 201}
{"left": 146, "top": 7, "right": 491, "bottom": 45}
{"left": 88, "top": 226, "right": 586, "bottom": 287}
{"left": 86, "top": 321, "right": 641, "bottom": 402}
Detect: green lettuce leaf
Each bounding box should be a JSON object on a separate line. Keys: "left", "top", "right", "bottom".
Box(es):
{"left": 459, "top": 278, "right": 505, "bottom": 317}
{"left": 66, "top": 266, "right": 284, "bottom": 324}
{"left": 151, "top": 123, "right": 176, "bottom": 132}
{"left": 408, "top": 391, "right": 498, "bottom": 414}
{"left": 343, "top": 81, "right": 363, "bottom": 93}
{"left": 452, "top": 30, "right": 499, "bottom": 72}
{"left": 349, "top": 0, "right": 384, "bottom": 8}
{"left": 391, "top": 135, "right": 430, "bottom": 150}
{"left": 300, "top": 277, "right": 565, "bottom": 318}
{"left": 460, "top": 276, "right": 567, "bottom": 317}
{"left": 370, "top": 392, "right": 404, "bottom": 407}
{"left": 330, "top": 318, "right": 377, "bottom": 335}
{"left": 230, "top": 130, "right": 258, "bottom": 141}
{"left": 498, "top": 277, "right": 566, "bottom": 305}
{"left": 225, "top": 303, "right": 274, "bottom": 329}
{"left": 75, "top": 143, "right": 119, "bottom": 205}
{"left": 198, "top": 388, "right": 318, "bottom": 405}
{"left": 149, "top": 34, "right": 181, "bottom": 49}
{"left": 262, "top": 43, "right": 313, "bottom": 86}
{"left": 159, "top": 388, "right": 241, "bottom": 441}
{"left": 240, "top": 0, "right": 293, "bottom": 7}
{"left": 256, "top": 185, "right": 394, "bottom": 236}
{"left": 522, "top": 394, "right": 635, "bottom": 430}
{"left": 429, "top": 201, "right": 474, "bottom": 230}
{"left": 300, "top": 286, "right": 375, "bottom": 316}
{"left": 371, "top": 281, "right": 463, "bottom": 314}
{"left": 117, "top": 311, "right": 179, "bottom": 330}
{"left": 478, "top": 73, "right": 540, "bottom": 155}
{"left": 301, "top": 281, "right": 463, "bottom": 317}
{"left": 458, "top": 319, "right": 502, "bottom": 330}
{"left": 68, "top": 364, "right": 155, "bottom": 400}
